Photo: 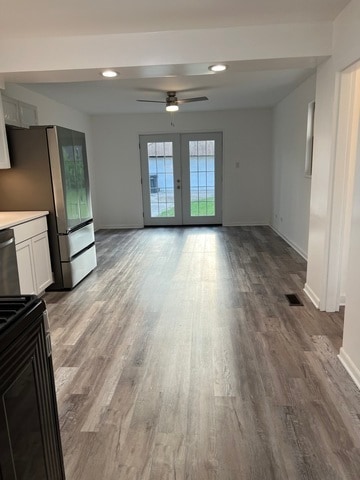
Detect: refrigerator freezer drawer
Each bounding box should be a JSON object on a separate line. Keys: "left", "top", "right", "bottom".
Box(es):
{"left": 61, "top": 244, "right": 97, "bottom": 288}
{"left": 59, "top": 222, "right": 95, "bottom": 261}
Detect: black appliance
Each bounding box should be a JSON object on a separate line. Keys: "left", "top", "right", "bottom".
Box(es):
{"left": 0, "top": 296, "right": 65, "bottom": 479}
{"left": 0, "top": 229, "right": 20, "bottom": 295}
{"left": 0, "top": 126, "right": 97, "bottom": 290}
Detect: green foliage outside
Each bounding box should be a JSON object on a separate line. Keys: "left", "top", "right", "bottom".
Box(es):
{"left": 160, "top": 199, "right": 215, "bottom": 217}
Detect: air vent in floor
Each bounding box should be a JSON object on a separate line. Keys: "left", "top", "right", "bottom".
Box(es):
{"left": 285, "top": 293, "right": 304, "bottom": 306}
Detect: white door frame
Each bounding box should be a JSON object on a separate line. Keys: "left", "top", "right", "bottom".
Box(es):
{"left": 322, "top": 63, "right": 360, "bottom": 311}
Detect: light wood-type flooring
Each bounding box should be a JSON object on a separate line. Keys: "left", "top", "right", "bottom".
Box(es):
{"left": 44, "top": 226, "right": 360, "bottom": 480}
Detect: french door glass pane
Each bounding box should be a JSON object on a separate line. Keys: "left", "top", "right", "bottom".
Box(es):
{"left": 189, "top": 140, "right": 215, "bottom": 217}
{"left": 147, "top": 142, "right": 175, "bottom": 217}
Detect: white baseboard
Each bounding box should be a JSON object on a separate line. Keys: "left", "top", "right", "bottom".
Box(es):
{"left": 97, "top": 224, "right": 144, "bottom": 230}
{"left": 339, "top": 294, "right": 346, "bottom": 306}
{"left": 223, "top": 221, "right": 269, "bottom": 227}
{"left": 304, "top": 283, "right": 320, "bottom": 309}
{"left": 270, "top": 225, "right": 307, "bottom": 260}
{"left": 338, "top": 348, "right": 360, "bottom": 391}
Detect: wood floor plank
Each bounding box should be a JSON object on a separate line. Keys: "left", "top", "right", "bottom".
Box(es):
{"left": 148, "top": 433, "right": 186, "bottom": 480}
{"left": 44, "top": 226, "right": 360, "bottom": 479}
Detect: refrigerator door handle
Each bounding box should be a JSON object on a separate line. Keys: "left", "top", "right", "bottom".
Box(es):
{"left": 47, "top": 127, "right": 68, "bottom": 233}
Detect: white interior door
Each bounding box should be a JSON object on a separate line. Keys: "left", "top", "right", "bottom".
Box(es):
{"left": 140, "top": 132, "right": 222, "bottom": 226}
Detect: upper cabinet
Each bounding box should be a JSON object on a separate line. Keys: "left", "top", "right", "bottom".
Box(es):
{"left": 0, "top": 93, "right": 10, "bottom": 169}
{"left": 0, "top": 93, "right": 39, "bottom": 169}
{"left": 2, "top": 94, "right": 38, "bottom": 128}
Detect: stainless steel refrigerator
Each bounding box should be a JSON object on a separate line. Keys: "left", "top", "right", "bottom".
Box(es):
{"left": 0, "top": 125, "right": 97, "bottom": 290}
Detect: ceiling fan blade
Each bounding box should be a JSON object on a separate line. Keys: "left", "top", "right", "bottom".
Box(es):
{"left": 177, "top": 96, "right": 209, "bottom": 104}
{"left": 136, "top": 99, "right": 165, "bottom": 104}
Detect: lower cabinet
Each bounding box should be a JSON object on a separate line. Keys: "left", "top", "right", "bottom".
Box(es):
{"left": 15, "top": 239, "right": 36, "bottom": 294}
{"left": 13, "top": 217, "right": 53, "bottom": 294}
{"left": 0, "top": 297, "right": 65, "bottom": 479}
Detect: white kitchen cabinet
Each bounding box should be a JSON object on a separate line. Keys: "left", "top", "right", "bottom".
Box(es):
{"left": 31, "top": 231, "right": 53, "bottom": 292}
{"left": 16, "top": 239, "right": 37, "bottom": 294}
{"left": 13, "top": 216, "right": 53, "bottom": 295}
{"left": 0, "top": 93, "right": 10, "bottom": 169}
{"left": 2, "top": 94, "right": 38, "bottom": 128}
{"left": 18, "top": 101, "right": 38, "bottom": 127}
{"left": 2, "top": 95, "right": 20, "bottom": 126}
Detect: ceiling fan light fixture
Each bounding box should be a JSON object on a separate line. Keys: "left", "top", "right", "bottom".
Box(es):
{"left": 101, "top": 69, "right": 119, "bottom": 78}
{"left": 166, "top": 104, "right": 179, "bottom": 112}
{"left": 209, "top": 64, "right": 228, "bottom": 72}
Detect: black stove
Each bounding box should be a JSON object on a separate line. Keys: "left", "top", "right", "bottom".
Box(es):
{"left": 0, "top": 296, "right": 38, "bottom": 331}
{"left": 0, "top": 295, "right": 65, "bottom": 479}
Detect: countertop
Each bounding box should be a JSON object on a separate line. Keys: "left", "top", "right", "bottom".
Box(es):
{"left": 0, "top": 211, "right": 49, "bottom": 230}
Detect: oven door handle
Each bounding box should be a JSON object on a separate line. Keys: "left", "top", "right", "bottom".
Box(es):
{"left": 46, "top": 333, "right": 52, "bottom": 357}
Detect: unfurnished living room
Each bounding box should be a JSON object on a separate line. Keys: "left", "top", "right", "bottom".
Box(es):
{"left": 0, "top": 0, "right": 360, "bottom": 479}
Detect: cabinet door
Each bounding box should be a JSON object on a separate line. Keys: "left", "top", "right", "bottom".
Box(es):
{"left": 19, "top": 101, "right": 38, "bottom": 127}
{"left": 16, "top": 239, "right": 36, "bottom": 294}
{"left": 2, "top": 95, "right": 38, "bottom": 128}
{"left": 0, "top": 314, "right": 65, "bottom": 479}
{"left": 32, "top": 232, "right": 53, "bottom": 293}
{"left": 0, "top": 95, "right": 11, "bottom": 169}
{"left": 2, "top": 95, "right": 20, "bottom": 126}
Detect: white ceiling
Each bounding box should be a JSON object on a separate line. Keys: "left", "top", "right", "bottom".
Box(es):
{"left": 19, "top": 61, "right": 320, "bottom": 115}
{"left": 1, "top": 0, "right": 349, "bottom": 114}
{"left": 0, "top": 0, "right": 349, "bottom": 38}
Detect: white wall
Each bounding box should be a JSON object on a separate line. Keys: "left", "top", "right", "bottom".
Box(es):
{"left": 306, "top": 2, "right": 360, "bottom": 312}
{"left": 90, "top": 109, "right": 273, "bottom": 229}
{"left": 304, "top": 0, "right": 360, "bottom": 387}
{"left": 272, "top": 74, "right": 316, "bottom": 258}
{"left": 305, "top": 58, "right": 338, "bottom": 309}
{"left": 3, "top": 84, "right": 98, "bottom": 226}
{"left": 334, "top": 0, "right": 360, "bottom": 389}
{"left": 340, "top": 119, "right": 360, "bottom": 389}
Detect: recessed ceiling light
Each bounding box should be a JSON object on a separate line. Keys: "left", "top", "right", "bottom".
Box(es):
{"left": 166, "top": 104, "right": 179, "bottom": 112}
{"left": 209, "top": 64, "right": 228, "bottom": 72}
{"left": 101, "top": 70, "right": 118, "bottom": 78}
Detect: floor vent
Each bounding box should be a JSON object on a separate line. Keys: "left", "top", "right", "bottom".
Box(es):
{"left": 285, "top": 294, "right": 304, "bottom": 306}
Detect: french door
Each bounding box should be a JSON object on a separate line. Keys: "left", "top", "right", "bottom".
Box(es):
{"left": 140, "top": 132, "right": 222, "bottom": 226}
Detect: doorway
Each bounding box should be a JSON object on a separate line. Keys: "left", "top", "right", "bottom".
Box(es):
{"left": 140, "top": 132, "right": 222, "bottom": 226}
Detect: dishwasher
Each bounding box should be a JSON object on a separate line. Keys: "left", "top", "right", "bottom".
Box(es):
{"left": 0, "top": 229, "right": 20, "bottom": 295}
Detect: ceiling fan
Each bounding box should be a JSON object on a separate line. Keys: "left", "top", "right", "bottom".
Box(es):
{"left": 137, "top": 91, "right": 208, "bottom": 112}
